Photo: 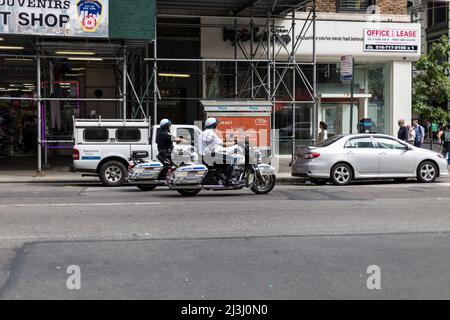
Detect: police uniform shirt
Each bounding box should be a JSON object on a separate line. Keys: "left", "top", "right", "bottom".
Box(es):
{"left": 156, "top": 130, "right": 177, "bottom": 150}
{"left": 199, "top": 129, "right": 222, "bottom": 155}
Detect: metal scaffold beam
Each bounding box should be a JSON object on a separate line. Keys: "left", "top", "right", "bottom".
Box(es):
{"left": 145, "top": 0, "right": 317, "bottom": 157}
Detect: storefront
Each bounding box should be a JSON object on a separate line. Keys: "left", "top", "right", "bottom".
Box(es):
{"left": 200, "top": 15, "right": 421, "bottom": 154}
{"left": 0, "top": 0, "right": 155, "bottom": 170}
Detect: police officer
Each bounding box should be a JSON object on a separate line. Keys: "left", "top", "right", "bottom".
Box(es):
{"left": 199, "top": 117, "right": 237, "bottom": 184}
{"left": 156, "top": 119, "right": 184, "bottom": 165}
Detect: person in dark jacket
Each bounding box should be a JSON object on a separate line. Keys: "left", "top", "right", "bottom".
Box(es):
{"left": 155, "top": 118, "right": 184, "bottom": 165}
{"left": 397, "top": 119, "right": 408, "bottom": 142}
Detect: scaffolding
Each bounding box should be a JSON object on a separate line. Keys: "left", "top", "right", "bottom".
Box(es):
{"left": 0, "top": 0, "right": 317, "bottom": 172}
{"left": 0, "top": 39, "right": 150, "bottom": 173}
{"left": 145, "top": 0, "right": 318, "bottom": 160}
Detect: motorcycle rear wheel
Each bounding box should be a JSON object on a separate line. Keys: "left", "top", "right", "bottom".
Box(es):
{"left": 177, "top": 189, "right": 201, "bottom": 197}
{"left": 250, "top": 174, "right": 276, "bottom": 195}
{"left": 137, "top": 185, "right": 157, "bottom": 191}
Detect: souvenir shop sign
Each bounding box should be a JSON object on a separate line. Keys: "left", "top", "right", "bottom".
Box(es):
{"left": 0, "top": 0, "right": 109, "bottom": 38}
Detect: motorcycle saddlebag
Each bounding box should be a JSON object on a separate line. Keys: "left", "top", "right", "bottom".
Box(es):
{"left": 130, "top": 161, "right": 164, "bottom": 180}
{"left": 172, "top": 164, "right": 208, "bottom": 185}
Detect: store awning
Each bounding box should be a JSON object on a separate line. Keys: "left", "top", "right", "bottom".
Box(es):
{"left": 157, "top": 0, "right": 313, "bottom": 17}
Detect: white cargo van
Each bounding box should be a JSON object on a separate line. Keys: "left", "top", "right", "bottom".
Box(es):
{"left": 73, "top": 118, "right": 202, "bottom": 186}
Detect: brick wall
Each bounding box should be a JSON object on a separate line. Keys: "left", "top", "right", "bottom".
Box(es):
{"left": 310, "top": 0, "right": 408, "bottom": 15}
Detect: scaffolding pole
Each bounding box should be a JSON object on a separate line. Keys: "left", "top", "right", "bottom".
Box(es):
{"left": 37, "top": 52, "right": 42, "bottom": 174}
{"left": 123, "top": 46, "right": 127, "bottom": 121}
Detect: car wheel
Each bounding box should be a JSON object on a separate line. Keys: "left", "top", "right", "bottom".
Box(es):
{"left": 310, "top": 178, "right": 328, "bottom": 185}
{"left": 417, "top": 161, "right": 437, "bottom": 183}
{"left": 99, "top": 161, "right": 127, "bottom": 186}
{"left": 330, "top": 163, "right": 353, "bottom": 186}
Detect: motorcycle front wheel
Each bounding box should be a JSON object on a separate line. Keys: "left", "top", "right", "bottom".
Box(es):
{"left": 177, "top": 189, "right": 201, "bottom": 197}
{"left": 250, "top": 173, "right": 276, "bottom": 195}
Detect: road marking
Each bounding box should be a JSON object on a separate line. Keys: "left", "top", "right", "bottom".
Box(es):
{"left": 0, "top": 202, "right": 161, "bottom": 208}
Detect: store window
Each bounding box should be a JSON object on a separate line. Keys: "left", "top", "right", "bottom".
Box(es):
{"left": 84, "top": 128, "right": 109, "bottom": 142}
{"left": 116, "top": 128, "right": 141, "bottom": 142}
{"left": 318, "top": 62, "right": 389, "bottom": 136}
{"left": 337, "top": 0, "right": 376, "bottom": 12}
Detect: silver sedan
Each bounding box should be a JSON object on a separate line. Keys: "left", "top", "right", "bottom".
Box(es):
{"left": 291, "top": 134, "right": 449, "bottom": 185}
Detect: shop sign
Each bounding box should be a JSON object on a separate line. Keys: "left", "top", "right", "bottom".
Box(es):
{"left": 340, "top": 56, "right": 353, "bottom": 81}
{"left": 0, "top": 0, "right": 109, "bottom": 38}
{"left": 364, "top": 28, "right": 419, "bottom": 52}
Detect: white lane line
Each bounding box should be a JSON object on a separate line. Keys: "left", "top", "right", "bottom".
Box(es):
{"left": 0, "top": 202, "right": 161, "bottom": 208}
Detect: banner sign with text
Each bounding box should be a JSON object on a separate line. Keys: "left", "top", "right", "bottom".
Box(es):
{"left": 363, "top": 28, "right": 419, "bottom": 53}
{"left": 0, "top": 0, "right": 109, "bottom": 38}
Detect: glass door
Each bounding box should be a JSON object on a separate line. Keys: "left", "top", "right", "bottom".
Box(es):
{"left": 321, "top": 103, "right": 358, "bottom": 136}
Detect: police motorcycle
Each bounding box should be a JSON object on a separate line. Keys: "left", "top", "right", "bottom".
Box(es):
{"left": 127, "top": 144, "right": 198, "bottom": 191}
{"left": 166, "top": 137, "right": 276, "bottom": 197}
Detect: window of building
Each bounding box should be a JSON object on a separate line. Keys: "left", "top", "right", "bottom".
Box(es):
{"left": 83, "top": 128, "right": 109, "bottom": 142}
{"left": 116, "top": 128, "right": 141, "bottom": 142}
{"left": 337, "top": 0, "right": 376, "bottom": 12}
{"left": 427, "top": 0, "right": 449, "bottom": 28}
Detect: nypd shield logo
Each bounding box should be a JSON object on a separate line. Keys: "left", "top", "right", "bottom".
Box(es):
{"left": 77, "top": 0, "right": 104, "bottom": 33}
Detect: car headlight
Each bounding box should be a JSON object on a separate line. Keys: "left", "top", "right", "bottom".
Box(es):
{"left": 437, "top": 153, "right": 445, "bottom": 159}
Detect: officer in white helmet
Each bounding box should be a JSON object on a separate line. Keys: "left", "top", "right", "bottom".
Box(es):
{"left": 156, "top": 118, "right": 185, "bottom": 164}
{"left": 199, "top": 117, "right": 235, "bottom": 160}
{"left": 199, "top": 117, "right": 237, "bottom": 184}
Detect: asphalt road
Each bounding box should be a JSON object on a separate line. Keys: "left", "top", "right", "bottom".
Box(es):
{"left": 1, "top": 180, "right": 450, "bottom": 299}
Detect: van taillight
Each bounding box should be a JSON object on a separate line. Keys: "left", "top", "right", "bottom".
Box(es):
{"left": 73, "top": 148, "right": 80, "bottom": 160}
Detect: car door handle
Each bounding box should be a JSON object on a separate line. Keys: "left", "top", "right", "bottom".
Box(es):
{"left": 379, "top": 152, "right": 386, "bottom": 156}
{"left": 346, "top": 151, "right": 354, "bottom": 155}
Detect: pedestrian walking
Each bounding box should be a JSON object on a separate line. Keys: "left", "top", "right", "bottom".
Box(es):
{"left": 412, "top": 119, "right": 425, "bottom": 148}
{"left": 318, "top": 121, "right": 328, "bottom": 143}
{"left": 442, "top": 123, "right": 450, "bottom": 164}
{"left": 407, "top": 124, "right": 415, "bottom": 145}
{"left": 437, "top": 126, "right": 445, "bottom": 154}
{"left": 397, "top": 119, "right": 408, "bottom": 142}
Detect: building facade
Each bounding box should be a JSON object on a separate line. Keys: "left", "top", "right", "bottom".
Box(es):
{"left": 194, "top": 0, "right": 419, "bottom": 153}
{"left": 0, "top": 0, "right": 421, "bottom": 170}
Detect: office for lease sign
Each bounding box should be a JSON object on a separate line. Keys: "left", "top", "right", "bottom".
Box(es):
{"left": 0, "top": 0, "right": 108, "bottom": 37}
{"left": 364, "top": 28, "right": 419, "bottom": 52}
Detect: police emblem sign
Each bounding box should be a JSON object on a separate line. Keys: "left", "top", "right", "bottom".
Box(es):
{"left": 77, "top": 0, "right": 104, "bottom": 33}
{"left": 0, "top": 0, "right": 109, "bottom": 38}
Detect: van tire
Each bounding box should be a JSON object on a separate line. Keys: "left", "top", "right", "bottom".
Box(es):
{"left": 99, "top": 161, "right": 127, "bottom": 186}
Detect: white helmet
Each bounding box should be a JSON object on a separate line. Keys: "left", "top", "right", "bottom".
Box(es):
{"left": 205, "top": 117, "right": 219, "bottom": 128}
{"left": 159, "top": 118, "right": 172, "bottom": 129}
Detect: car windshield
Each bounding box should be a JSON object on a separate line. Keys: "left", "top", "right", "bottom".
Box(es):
{"left": 315, "top": 135, "right": 344, "bottom": 147}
